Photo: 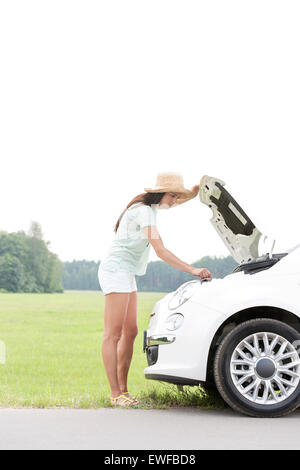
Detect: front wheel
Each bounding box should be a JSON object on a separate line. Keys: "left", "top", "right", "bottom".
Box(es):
{"left": 214, "top": 318, "right": 300, "bottom": 417}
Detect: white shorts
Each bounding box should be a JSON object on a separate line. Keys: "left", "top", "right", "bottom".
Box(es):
{"left": 98, "top": 266, "right": 137, "bottom": 295}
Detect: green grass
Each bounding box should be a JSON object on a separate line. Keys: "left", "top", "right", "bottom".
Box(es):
{"left": 0, "top": 291, "right": 224, "bottom": 410}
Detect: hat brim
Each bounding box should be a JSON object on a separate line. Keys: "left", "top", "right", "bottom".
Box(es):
{"left": 144, "top": 186, "right": 194, "bottom": 196}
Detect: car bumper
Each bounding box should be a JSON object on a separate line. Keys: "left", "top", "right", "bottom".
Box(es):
{"left": 144, "top": 332, "right": 176, "bottom": 367}
{"left": 143, "top": 297, "right": 227, "bottom": 385}
{"left": 143, "top": 331, "right": 176, "bottom": 350}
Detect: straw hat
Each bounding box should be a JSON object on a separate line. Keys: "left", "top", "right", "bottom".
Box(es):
{"left": 144, "top": 172, "right": 195, "bottom": 203}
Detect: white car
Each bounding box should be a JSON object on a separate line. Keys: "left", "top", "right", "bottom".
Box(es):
{"left": 144, "top": 175, "right": 300, "bottom": 418}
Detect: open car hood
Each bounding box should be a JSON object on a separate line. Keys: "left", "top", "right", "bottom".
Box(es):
{"left": 199, "top": 175, "right": 265, "bottom": 265}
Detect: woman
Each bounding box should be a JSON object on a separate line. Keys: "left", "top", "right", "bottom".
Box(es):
{"left": 98, "top": 172, "right": 212, "bottom": 407}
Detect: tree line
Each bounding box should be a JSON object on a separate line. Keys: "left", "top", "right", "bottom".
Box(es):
{"left": 63, "top": 256, "right": 238, "bottom": 292}
{"left": 0, "top": 225, "right": 238, "bottom": 293}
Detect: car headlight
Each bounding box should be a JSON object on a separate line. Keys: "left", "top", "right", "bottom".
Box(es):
{"left": 165, "top": 313, "right": 184, "bottom": 331}
{"left": 168, "top": 280, "right": 199, "bottom": 310}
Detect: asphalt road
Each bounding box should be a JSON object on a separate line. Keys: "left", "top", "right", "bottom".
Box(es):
{"left": 0, "top": 407, "right": 299, "bottom": 450}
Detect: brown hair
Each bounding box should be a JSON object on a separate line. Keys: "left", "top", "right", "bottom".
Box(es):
{"left": 114, "top": 192, "right": 165, "bottom": 233}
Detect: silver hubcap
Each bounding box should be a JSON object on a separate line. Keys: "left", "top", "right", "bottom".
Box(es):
{"left": 230, "top": 332, "right": 300, "bottom": 405}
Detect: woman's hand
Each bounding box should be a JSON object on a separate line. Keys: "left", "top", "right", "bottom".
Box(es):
{"left": 191, "top": 184, "right": 200, "bottom": 194}
{"left": 190, "top": 267, "right": 212, "bottom": 279}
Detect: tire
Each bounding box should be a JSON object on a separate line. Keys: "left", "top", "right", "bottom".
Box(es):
{"left": 214, "top": 318, "right": 300, "bottom": 417}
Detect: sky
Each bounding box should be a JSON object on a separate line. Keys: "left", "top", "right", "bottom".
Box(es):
{"left": 1, "top": 1, "right": 300, "bottom": 266}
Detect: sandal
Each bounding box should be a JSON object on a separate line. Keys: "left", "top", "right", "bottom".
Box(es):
{"left": 110, "top": 394, "right": 134, "bottom": 407}
{"left": 122, "top": 391, "right": 139, "bottom": 405}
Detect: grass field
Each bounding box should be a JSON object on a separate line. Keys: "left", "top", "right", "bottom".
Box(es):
{"left": 0, "top": 291, "right": 224, "bottom": 409}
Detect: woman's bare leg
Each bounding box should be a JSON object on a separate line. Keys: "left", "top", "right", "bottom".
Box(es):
{"left": 102, "top": 292, "right": 130, "bottom": 398}
{"left": 117, "top": 290, "right": 138, "bottom": 394}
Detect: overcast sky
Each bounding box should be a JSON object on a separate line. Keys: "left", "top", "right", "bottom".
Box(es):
{"left": 1, "top": 1, "right": 300, "bottom": 266}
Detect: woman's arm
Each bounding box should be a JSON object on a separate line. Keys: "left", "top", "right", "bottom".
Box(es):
{"left": 143, "top": 226, "right": 212, "bottom": 278}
